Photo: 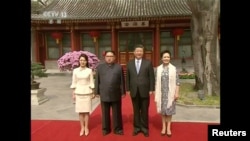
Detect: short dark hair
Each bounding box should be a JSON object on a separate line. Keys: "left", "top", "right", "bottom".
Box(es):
{"left": 160, "top": 50, "right": 171, "bottom": 58}
{"left": 104, "top": 50, "right": 116, "bottom": 56}
{"left": 134, "top": 44, "right": 144, "bottom": 51}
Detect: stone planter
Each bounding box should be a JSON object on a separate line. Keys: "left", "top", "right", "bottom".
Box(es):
{"left": 31, "top": 88, "right": 49, "bottom": 105}
{"left": 31, "top": 82, "right": 40, "bottom": 90}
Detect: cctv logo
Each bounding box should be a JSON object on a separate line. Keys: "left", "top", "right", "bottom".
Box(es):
{"left": 43, "top": 11, "right": 67, "bottom": 18}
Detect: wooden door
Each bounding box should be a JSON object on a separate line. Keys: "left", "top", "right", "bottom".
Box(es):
{"left": 118, "top": 32, "right": 153, "bottom": 66}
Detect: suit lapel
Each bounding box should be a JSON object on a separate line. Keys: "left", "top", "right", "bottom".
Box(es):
{"left": 132, "top": 59, "right": 137, "bottom": 74}
{"left": 131, "top": 59, "right": 144, "bottom": 75}
{"left": 138, "top": 59, "right": 144, "bottom": 74}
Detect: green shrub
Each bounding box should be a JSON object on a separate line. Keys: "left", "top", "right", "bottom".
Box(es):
{"left": 179, "top": 73, "right": 195, "bottom": 79}
{"left": 31, "top": 62, "right": 48, "bottom": 84}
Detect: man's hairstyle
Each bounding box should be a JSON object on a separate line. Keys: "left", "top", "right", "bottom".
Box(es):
{"left": 104, "top": 50, "right": 116, "bottom": 56}
{"left": 134, "top": 44, "right": 144, "bottom": 51}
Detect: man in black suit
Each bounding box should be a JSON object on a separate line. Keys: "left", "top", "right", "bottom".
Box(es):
{"left": 126, "top": 44, "right": 155, "bottom": 137}
{"left": 94, "top": 51, "right": 126, "bottom": 136}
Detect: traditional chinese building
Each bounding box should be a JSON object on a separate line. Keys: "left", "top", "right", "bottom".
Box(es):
{"left": 31, "top": 0, "right": 194, "bottom": 70}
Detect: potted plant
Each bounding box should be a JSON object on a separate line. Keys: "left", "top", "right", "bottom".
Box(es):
{"left": 31, "top": 62, "right": 48, "bottom": 90}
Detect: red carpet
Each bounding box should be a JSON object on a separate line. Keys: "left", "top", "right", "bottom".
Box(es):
{"left": 32, "top": 95, "right": 218, "bottom": 141}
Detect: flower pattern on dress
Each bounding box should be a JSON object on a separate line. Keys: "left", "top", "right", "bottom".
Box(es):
{"left": 160, "top": 67, "right": 179, "bottom": 115}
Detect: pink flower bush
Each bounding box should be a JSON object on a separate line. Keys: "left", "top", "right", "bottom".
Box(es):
{"left": 57, "top": 51, "right": 100, "bottom": 71}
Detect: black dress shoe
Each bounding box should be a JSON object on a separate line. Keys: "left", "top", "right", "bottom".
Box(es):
{"left": 114, "top": 130, "right": 124, "bottom": 135}
{"left": 102, "top": 130, "right": 111, "bottom": 136}
{"left": 132, "top": 130, "right": 140, "bottom": 136}
{"left": 143, "top": 132, "right": 149, "bottom": 137}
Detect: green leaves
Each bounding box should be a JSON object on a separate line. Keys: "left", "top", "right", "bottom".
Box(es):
{"left": 31, "top": 62, "right": 48, "bottom": 81}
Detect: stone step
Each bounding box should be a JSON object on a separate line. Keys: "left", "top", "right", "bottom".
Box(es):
{"left": 45, "top": 69, "right": 72, "bottom": 76}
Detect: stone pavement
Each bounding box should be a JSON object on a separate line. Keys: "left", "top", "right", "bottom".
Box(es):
{"left": 31, "top": 72, "right": 220, "bottom": 123}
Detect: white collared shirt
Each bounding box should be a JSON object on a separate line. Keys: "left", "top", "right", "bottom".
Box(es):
{"left": 135, "top": 59, "right": 142, "bottom": 67}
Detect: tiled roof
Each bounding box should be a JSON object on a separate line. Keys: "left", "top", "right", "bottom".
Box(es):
{"left": 32, "top": 0, "right": 191, "bottom": 21}
{"left": 31, "top": 1, "right": 45, "bottom": 14}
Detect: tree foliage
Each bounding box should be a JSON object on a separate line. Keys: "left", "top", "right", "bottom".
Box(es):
{"left": 31, "top": 62, "right": 48, "bottom": 84}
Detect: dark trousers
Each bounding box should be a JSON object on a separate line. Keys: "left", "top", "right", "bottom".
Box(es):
{"left": 101, "top": 100, "right": 123, "bottom": 132}
{"left": 131, "top": 88, "right": 150, "bottom": 133}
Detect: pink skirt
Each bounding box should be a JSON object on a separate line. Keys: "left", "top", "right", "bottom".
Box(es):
{"left": 75, "top": 94, "right": 92, "bottom": 113}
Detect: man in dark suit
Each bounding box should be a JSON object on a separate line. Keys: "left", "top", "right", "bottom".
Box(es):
{"left": 94, "top": 51, "right": 126, "bottom": 136}
{"left": 126, "top": 44, "right": 155, "bottom": 137}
